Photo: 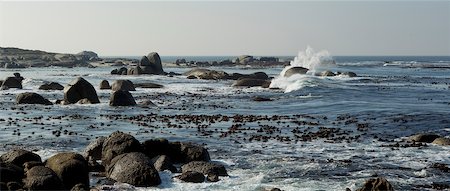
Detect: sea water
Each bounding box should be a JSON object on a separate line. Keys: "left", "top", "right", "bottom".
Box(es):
{"left": 1, "top": 51, "right": 450, "bottom": 190}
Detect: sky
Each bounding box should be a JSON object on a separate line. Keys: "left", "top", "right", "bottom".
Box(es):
{"left": 0, "top": 1, "right": 449, "bottom": 56}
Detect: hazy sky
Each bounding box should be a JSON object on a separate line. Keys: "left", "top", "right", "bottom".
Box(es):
{"left": 0, "top": 1, "right": 449, "bottom": 56}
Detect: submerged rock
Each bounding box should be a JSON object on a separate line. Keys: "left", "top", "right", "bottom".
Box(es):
{"left": 175, "top": 171, "right": 205, "bottom": 183}
{"left": 321, "top": 70, "right": 336, "bottom": 77}
{"left": 107, "top": 152, "right": 161, "bottom": 187}
{"left": 233, "top": 78, "right": 271, "bottom": 88}
{"left": 16, "top": 92, "right": 53, "bottom": 105}
{"left": 63, "top": 77, "right": 100, "bottom": 104}
{"left": 135, "top": 82, "right": 164, "bottom": 89}
{"left": 39, "top": 82, "right": 64, "bottom": 90}
{"left": 181, "top": 161, "right": 228, "bottom": 177}
{"left": 284, "top": 67, "right": 308, "bottom": 77}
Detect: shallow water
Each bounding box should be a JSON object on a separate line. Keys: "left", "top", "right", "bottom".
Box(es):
{"left": 1, "top": 57, "right": 450, "bottom": 190}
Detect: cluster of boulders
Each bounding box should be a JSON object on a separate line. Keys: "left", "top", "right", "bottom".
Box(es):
{"left": 184, "top": 68, "right": 272, "bottom": 88}
{"left": 283, "top": 66, "right": 357, "bottom": 77}
{"left": 0, "top": 131, "right": 230, "bottom": 190}
{"left": 174, "top": 55, "right": 287, "bottom": 67}
{"left": 111, "top": 52, "right": 166, "bottom": 75}
{"left": 408, "top": 133, "right": 450, "bottom": 146}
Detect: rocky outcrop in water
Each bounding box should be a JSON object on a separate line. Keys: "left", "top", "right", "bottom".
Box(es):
{"left": 39, "top": 82, "right": 64, "bottom": 90}
{"left": 175, "top": 171, "right": 205, "bottom": 183}
{"left": 99, "top": 80, "right": 111, "bottom": 89}
{"left": 16, "top": 92, "right": 53, "bottom": 105}
{"left": 409, "top": 133, "right": 440, "bottom": 143}
{"left": 284, "top": 67, "right": 309, "bottom": 77}
{"left": 233, "top": 78, "right": 271, "bottom": 88}
{"left": 109, "top": 90, "right": 137, "bottom": 106}
{"left": 111, "top": 80, "right": 135, "bottom": 92}
{"left": 1, "top": 73, "right": 24, "bottom": 90}
{"left": 63, "top": 77, "right": 100, "bottom": 104}
{"left": 356, "top": 177, "right": 394, "bottom": 191}
{"left": 101, "top": 131, "right": 142, "bottom": 167}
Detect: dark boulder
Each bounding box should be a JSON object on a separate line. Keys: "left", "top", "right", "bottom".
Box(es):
{"left": 432, "top": 137, "right": 450, "bottom": 146}
{"left": 111, "top": 80, "right": 135, "bottom": 92}
{"left": 109, "top": 90, "right": 137, "bottom": 106}
{"left": 180, "top": 142, "right": 211, "bottom": 163}
{"left": 16, "top": 92, "right": 53, "bottom": 105}
{"left": 45, "top": 152, "right": 89, "bottom": 189}
{"left": 0, "top": 149, "right": 42, "bottom": 167}
{"left": 175, "top": 171, "right": 205, "bottom": 183}
{"left": 284, "top": 67, "right": 309, "bottom": 77}
{"left": 229, "top": 72, "right": 269, "bottom": 80}
{"left": 39, "top": 82, "right": 64, "bottom": 90}
{"left": 63, "top": 77, "right": 100, "bottom": 104}
{"left": 0, "top": 162, "right": 24, "bottom": 183}
{"left": 151, "top": 155, "right": 177, "bottom": 173}
{"left": 409, "top": 134, "right": 440, "bottom": 143}
{"left": 356, "top": 177, "right": 394, "bottom": 191}
{"left": 143, "top": 140, "right": 210, "bottom": 164}
{"left": 1, "top": 76, "right": 22, "bottom": 89}
{"left": 184, "top": 68, "right": 229, "bottom": 80}
{"left": 321, "top": 70, "right": 336, "bottom": 76}
{"left": 99, "top": 80, "right": 111, "bottom": 89}
{"left": 142, "top": 138, "right": 170, "bottom": 158}
{"left": 111, "top": 67, "right": 128, "bottom": 75}
{"left": 83, "top": 136, "right": 106, "bottom": 160}
{"left": 181, "top": 161, "right": 228, "bottom": 177}
{"left": 139, "top": 52, "right": 164, "bottom": 75}
{"left": 233, "top": 78, "right": 270, "bottom": 87}
{"left": 253, "top": 96, "right": 272, "bottom": 102}
{"left": 101, "top": 131, "right": 142, "bottom": 167}
{"left": 106, "top": 152, "right": 161, "bottom": 187}
{"left": 127, "top": 66, "right": 143, "bottom": 75}
{"left": 23, "top": 166, "right": 63, "bottom": 190}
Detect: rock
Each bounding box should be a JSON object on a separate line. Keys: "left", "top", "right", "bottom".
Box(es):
{"left": 181, "top": 161, "right": 228, "bottom": 176}
{"left": 140, "top": 99, "right": 157, "bottom": 107}
{"left": 4, "top": 62, "right": 25, "bottom": 68}
{"left": 101, "top": 131, "right": 142, "bottom": 167}
{"left": 207, "top": 173, "right": 219, "bottom": 182}
{"left": 229, "top": 72, "right": 269, "bottom": 80}
{"left": 109, "top": 90, "right": 137, "bottom": 106}
{"left": 236, "top": 55, "right": 254, "bottom": 64}
{"left": 107, "top": 152, "right": 161, "bottom": 187}
{"left": 77, "top": 98, "right": 93, "bottom": 104}
{"left": 23, "top": 166, "right": 63, "bottom": 190}
{"left": 233, "top": 78, "right": 270, "bottom": 87}
{"left": 1, "top": 76, "right": 22, "bottom": 89}
{"left": 1, "top": 149, "right": 42, "bottom": 167}
{"left": 83, "top": 136, "right": 106, "bottom": 160}
{"left": 259, "top": 57, "right": 279, "bottom": 62}
{"left": 284, "top": 67, "right": 309, "bottom": 77}
{"left": 0, "top": 162, "right": 24, "bottom": 183}
{"left": 139, "top": 53, "right": 164, "bottom": 75}
{"left": 45, "top": 152, "right": 89, "bottom": 189}
{"left": 432, "top": 137, "right": 450, "bottom": 146}
{"left": 179, "top": 142, "right": 211, "bottom": 163}
{"left": 151, "top": 155, "right": 177, "bottom": 172}
{"left": 356, "top": 177, "right": 394, "bottom": 191}
{"left": 342, "top": 71, "right": 357, "bottom": 77}
{"left": 24, "top": 161, "right": 44, "bottom": 172}
{"left": 175, "top": 171, "right": 205, "bottom": 183}
{"left": 175, "top": 59, "right": 186, "bottom": 64}
{"left": 99, "top": 80, "right": 111, "bottom": 89}
{"left": 142, "top": 138, "right": 170, "bottom": 159}
{"left": 76, "top": 51, "right": 98, "bottom": 61}
{"left": 135, "top": 82, "right": 164, "bottom": 89}
{"left": 409, "top": 134, "right": 440, "bottom": 143}
{"left": 321, "top": 71, "right": 336, "bottom": 76}
{"left": 111, "top": 80, "right": 135, "bottom": 92}
{"left": 184, "top": 68, "right": 229, "bottom": 80}
{"left": 64, "top": 77, "right": 100, "bottom": 104}
{"left": 70, "top": 183, "right": 89, "bottom": 191}
{"left": 87, "top": 158, "right": 104, "bottom": 172}
{"left": 111, "top": 67, "right": 128, "bottom": 75}
{"left": 16, "top": 92, "right": 53, "bottom": 105}
{"left": 39, "top": 82, "right": 64, "bottom": 90}
{"left": 127, "top": 66, "right": 143, "bottom": 75}
{"left": 253, "top": 96, "right": 272, "bottom": 102}
{"left": 143, "top": 140, "right": 210, "bottom": 163}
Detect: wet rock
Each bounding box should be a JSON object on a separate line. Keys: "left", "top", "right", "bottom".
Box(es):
{"left": 143, "top": 141, "right": 210, "bottom": 163}
{"left": 179, "top": 142, "right": 211, "bottom": 163}
{"left": 175, "top": 171, "right": 205, "bottom": 183}
{"left": 1, "top": 149, "right": 42, "bottom": 167}
{"left": 342, "top": 71, "right": 357, "bottom": 77}
{"left": 233, "top": 78, "right": 270, "bottom": 87}
{"left": 229, "top": 72, "right": 269, "bottom": 80}
{"left": 432, "top": 137, "right": 450, "bottom": 146}
{"left": 207, "top": 173, "right": 219, "bottom": 182}
{"left": 184, "top": 68, "right": 229, "bottom": 80}
{"left": 23, "top": 166, "right": 63, "bottom": 190}
{"left": 0, "top": 162, "right": 24, "bottom": 183}
{"left": 135, "top": 82, "right": 164, "bottom": 89}
{"left": 111, "top": 67, "right": 127, "bottom": 75}
{"left": 101, "top": 131, "right": 142, "bottom": 167}
{"left": 253, "top": 96, "right": 272, "bottom": 102}
{"left": 106, "top": 152, "right": 161, "bottom": 187}
{"left": 127, "top": 66, "right": 143, "bottom": 75}
{"left": 139, "top": 52, "right": 164, "bottom": 75}
{"left": 181, "top": 161, "right": 228, "bottom": 176}
{"left": 142, "top": 138, "right": 170, "bottom": 158}
{"left": 111, "top": 80, "right": 135, "bottom": 92}
{"left": 109, "top": 90, "right": 136, "bottom": 106}
{"left": 1, "top": 76, "right": 22, "bottom": 89}
{"left": 45, "top": 152, "right": 89, "bottom": 189}
{"left": 83, "top": 136, "right": 106, "bottom": 160}
{"left": 24, "top": 161, "right": 44, "bottom": 172}
{"left": 409, "top": 133, "right": 440, "bottom": 143}
{"left": 70, "top": 183, "right": 89, "bottom": 191}
{"left": 284, "top": 67, "right": 308, "bottom": 77}
{"left": 16, "top": 92, "right": 53, "bottom": 105}
{"left": 321, "top": 70, "right": 336, "bottom": 76}
{"left": 356, "top": 177, "right": 394, "bottom": 191}
{"left": 99, "top": 80, "right": 111, "bottom": 89}
{"left": 151, "top": 155, "right": 177, "bottom": 173}
{"left": 39, "top": 82, "right": 64, "bottom": 90}
{"left": 87, "top": 158, "right": 105, "bottom": 172}
{"left": 64, "top": 77, "right": 100, "bottom": 104}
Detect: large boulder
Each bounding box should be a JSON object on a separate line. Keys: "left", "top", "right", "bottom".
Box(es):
{"left": 283, "top": 67, "right": 309, "bottom": 77}
{"left": 233, "top": 78, "right": 271, "bottom": 88}
{"left": 63, "top": 77, "right": 100, "bottom": 104}
{"left": 111, "top": 80, "right": 135, "bottom": 92}
{"left": 432, "top": 137, "right": 450, "bottom": 146}
{"left": 139, "top": 52, "right": 164, "bottom": 75}
{"left": 39, "top": 82, "right": 64, "bottom": 90}
{"left": 184, "top": 68, "right": 229, "bottom": 80}
{"left": 356, "top": 177, "right": 394, "bottom": 191}
{"left": 111, "top": 67, "right": 128, "bottom": 75}
{"left": 101, "top": 131, "right": 142, "bottom": 167}
{"left": 0, "top": 162, "right": 24, "bottom": 183}
{"left": 83, "top": 136, "right": 106, "bottom": 160}
{"left": 229, "top": 72, "right": 269, "bottom": 80}
{"left": 409, "top": 134, "right": 440, "bottom": 143}
{"left": 16, "top": 92, "right": 53, "bottom": 105}
{"left": 1, "top": 149, "right": 42, "bottom": 167}
{"left": 106, "top": 152, "right": 161, "bottom": 187}
{"left": 23, "top": 166, "right": 63, "bottom": 190}
{"left": 175, "top": 171, "right": 205, "bottom": 183}
{"left": 135, "top": 82, "right": 164, "bottom": 89}
{"left": 109, "top": 90, "right": 137, "bottom": 106}
{"left": 142, "top": 138, "right": 170, "bottom": 159}
{"left": 181, "top": 161, "right": 228, "bottom": 176}
{"left": 45, "top": 152, "right": 89, "bottom": 189}
{"left": 1, "top": 76, "right": 22, "bottom": 89}
{"left": 99, "top": 80, "right": 111, "bottom": 89}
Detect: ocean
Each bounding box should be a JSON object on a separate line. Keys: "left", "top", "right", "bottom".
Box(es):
{"left": 1, "top": 53, "right": 449, "bottom": 190}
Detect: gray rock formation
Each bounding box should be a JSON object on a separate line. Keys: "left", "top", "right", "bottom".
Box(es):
{"left": 109, "top": 90, "right": 137, "bottom": 106}
{"left": 16, "top": 92, "right": 53, "bottom": 105}
{"left": 63, "top": 77, "right": 100, "bottom": 104}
